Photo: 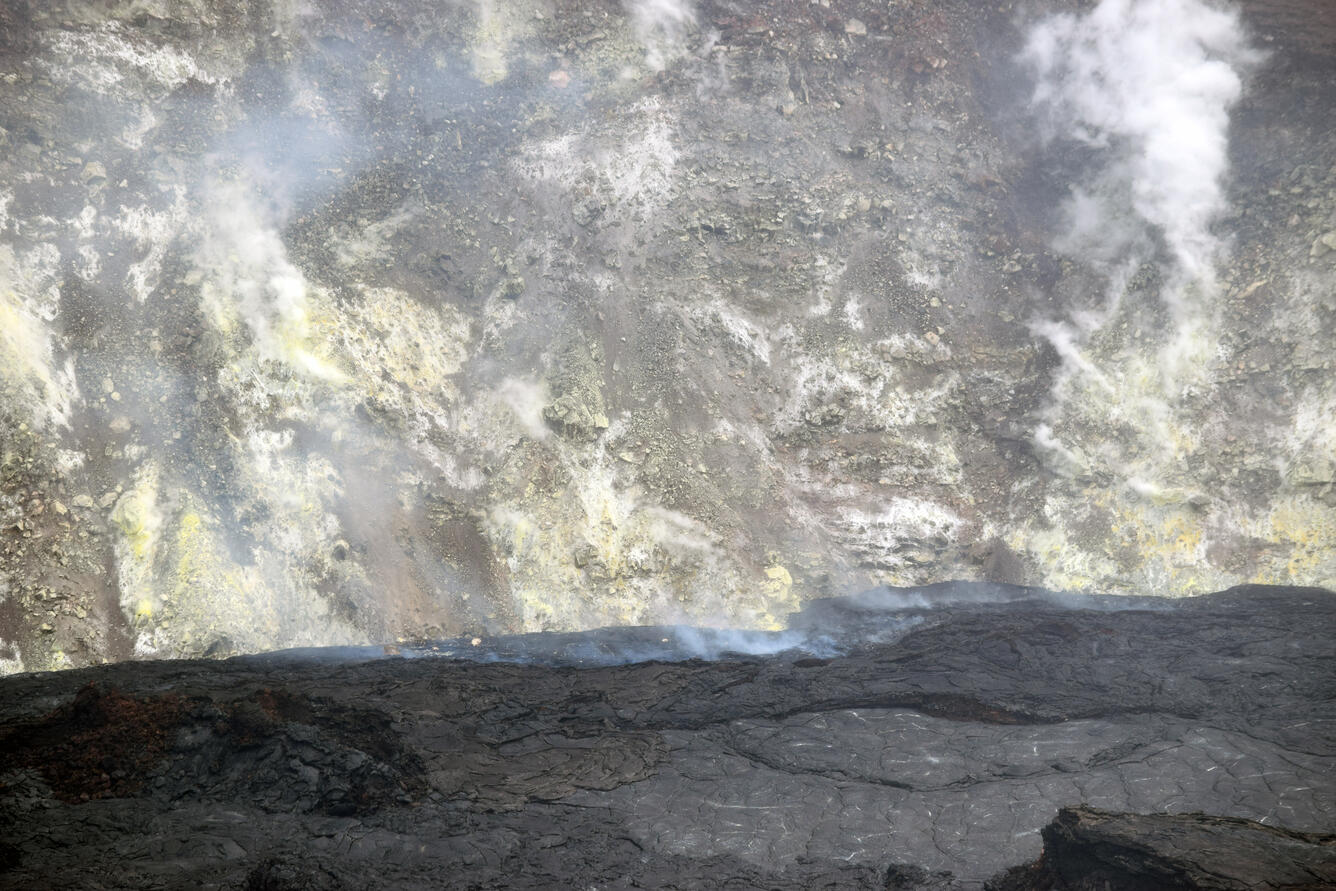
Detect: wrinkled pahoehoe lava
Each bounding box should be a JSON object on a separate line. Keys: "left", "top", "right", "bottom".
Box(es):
{"left": 1, "top": 0, "right": 1335, "bottom": 670}
{"left": 1, "top": 585, "right": 1334, "bottom": 887}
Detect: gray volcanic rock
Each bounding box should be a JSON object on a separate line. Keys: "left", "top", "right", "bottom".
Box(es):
{"left": 1, "top": 584, "right": 1332, "bottom": 888}
{"left": 988, "top": 806, "right": 1336, "bottom": 890}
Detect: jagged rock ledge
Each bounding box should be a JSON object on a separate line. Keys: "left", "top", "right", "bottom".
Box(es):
{"left": 988, "top": 806, "right": 1336, "bottom": 890}
{"left": 1, "top": 584, "right": 1333, "bottom": 889}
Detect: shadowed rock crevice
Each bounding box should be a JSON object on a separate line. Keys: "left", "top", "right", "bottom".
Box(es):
{"left": 1, "top": 683, "right": 424, "bottom": 816}
{"left": 987, "top": 806, "right": 1336, "bottom": 891}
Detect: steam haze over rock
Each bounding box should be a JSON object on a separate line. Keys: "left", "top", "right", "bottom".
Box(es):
{"left": 0, "top": 0, "right": 1334, "bottom": 673}
{"left": 1, "top": 4, "right": 1335, "bottom": 886}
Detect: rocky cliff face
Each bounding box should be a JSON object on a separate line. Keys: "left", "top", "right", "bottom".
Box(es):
{"left": 1, "top": 0, "right": 1334, "bottom": 671}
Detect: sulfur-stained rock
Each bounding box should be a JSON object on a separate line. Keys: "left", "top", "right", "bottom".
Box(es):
{"left": 1, "top": 0, "right": 1334, "bottom": 672}
{"left": 542, "top": 338, "right": 609, "bottom": 442}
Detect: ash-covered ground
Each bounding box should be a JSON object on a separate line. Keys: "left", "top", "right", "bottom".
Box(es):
{"left": 1, "top": 0, "right": 1335, "bottom": 673}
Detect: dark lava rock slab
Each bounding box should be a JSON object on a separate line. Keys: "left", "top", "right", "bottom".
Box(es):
{"left": 1, "top": 585, "right": 1333, "bottom": 889}
{"left": 989, "top": 806, "right": 1336, "bottom": 890}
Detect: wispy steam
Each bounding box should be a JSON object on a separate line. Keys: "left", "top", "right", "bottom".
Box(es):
{"left": 0, "top": 244, "right": 78, "bottom": 430}
{"left": 1023, "top": 0, "right": 1262, "bottom": 302}
{"left": 1016, "top": 0, "right": 1270, "bottom": 595}
{"left": 195, "top": 179, "right": 344, "bottom": 381}
{"left": 624, "top": 0, "right": 697, "bottom": 72}
{"left": 1020, "top": 0, "right": 1261, "bottom": 407}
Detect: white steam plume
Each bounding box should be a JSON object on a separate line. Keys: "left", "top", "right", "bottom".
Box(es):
{"left": 1023, "top": 0, "right": 1262, "bottom": 305}
{"left": 624, "top": 0, "right": 696, "bottom": 72}
{"left": 194, "top": 179, "right": 344, "bottom": 381}
{"left": 1017, "top": 0, "right": 1266, "bottom": 585}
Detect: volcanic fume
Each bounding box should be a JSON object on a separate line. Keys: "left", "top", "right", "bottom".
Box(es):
{"left": 0, "top": 0, "right": 1332, "bottom": 671}
{"left": 1, "top": 1, "right": 1335, "bottom": 886}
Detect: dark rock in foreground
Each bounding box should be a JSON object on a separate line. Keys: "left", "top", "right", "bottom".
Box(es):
{"left": 989, "top": 806, "right": 1336, "bottom": 890}
{"left": 1, "top": 584, "right": 1334, "bottom": 889}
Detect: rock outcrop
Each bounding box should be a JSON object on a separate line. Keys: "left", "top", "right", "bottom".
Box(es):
{"left": 989, "top": 806, "right": 1336, "bottom": 890}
